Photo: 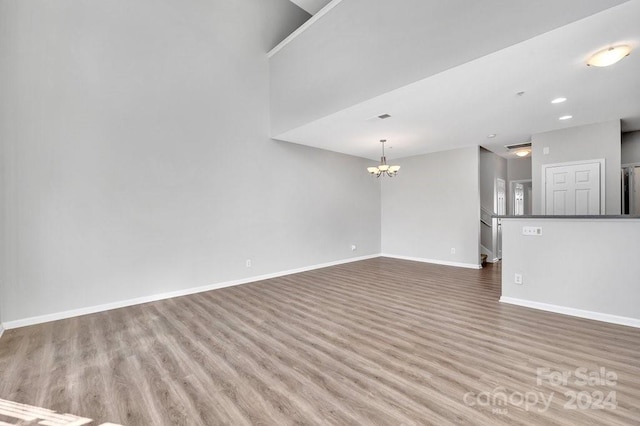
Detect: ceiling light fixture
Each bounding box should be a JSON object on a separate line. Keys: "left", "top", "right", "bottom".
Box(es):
{"left": 559, "top": 115, "right": 573, "bottom": 120}
{"left": 367, "top": 139, "right": 400, "bottom": 178}
{"left": 551, "top": 97, "right": 567, "bottom": 104}
{"left": 515, "top": 149, "right": 530, "bottom": 157}
{"left": 587, "top": 45, "right": 631, "bottom": 67}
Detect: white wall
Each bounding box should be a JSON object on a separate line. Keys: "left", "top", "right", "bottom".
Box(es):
{"left": 622, "top": 131, "right": 640, "bottom": 165}
{"left": 496, "top": 155, "right": 508, "bottom": 191}
{"left": 479, "top": 148, "right": 506, "bottom": 257}
{"left": 507, "top": 158, "right": 532, "bottom": 182}
{"left": 506, "top": 157, "right": 532, "bottom": 215}
{"left": 531, "top": 120, "right": 621, "bottom": 215}
{"left": 270, "top": 0, "right": 624, "bottom": 136}
{"left": 0, "top": 117, "right": 3, "bottom": 327}
{"left": 479, "top": 148, "right": 507, "bottom": 212}
{"left": 268, "top": 0, "right": 625, "bottom": 136}
{"left": 479, "top": 148, "right": 495, "bottom": 213}
{"left": 381, "top": 146, "right": 480, "bottom": 268}
{"left": 479, "top": 148, "right": 494, "bottom": 254}
{"left": 0, "top": 0, "right": 380, "bottom": 324}
{"left": 501, "top": 218, "right": 640, "bottom": 326}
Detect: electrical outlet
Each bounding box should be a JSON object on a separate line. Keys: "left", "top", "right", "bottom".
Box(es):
{"left": 351, "top": 244, "right": 357, "bottom": 251}
{"left": 515, "top": 273, "right": 523, "bottom": 285}
{"left": 246, "top": 259, "right": 252, "bottom": 268}
{"left": 450, "top": 248, "right": 456, "bottom": 254}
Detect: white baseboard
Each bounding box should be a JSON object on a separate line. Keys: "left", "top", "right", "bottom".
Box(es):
{"left": 3, "top": 254, "right": 380, "bottom": 330}
{"left": 0, "top": 323, "right": 4, "bottom": 339}
{"left": 500, "top": 297, "right": 640, "bottom": 329}
{"left": 381, "top": 253, "right": 482, "bottom": 269}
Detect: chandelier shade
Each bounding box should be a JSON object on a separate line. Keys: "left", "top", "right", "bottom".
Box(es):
{"left": 367, "top": 139, "right": 400, "bottom": 177}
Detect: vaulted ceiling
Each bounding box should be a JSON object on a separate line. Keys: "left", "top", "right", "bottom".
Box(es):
{"left": 273, "top": 0, "right": 640, "bottom": 160}
{"left": 288, "top": 0, "right": 332, "bottom": 15}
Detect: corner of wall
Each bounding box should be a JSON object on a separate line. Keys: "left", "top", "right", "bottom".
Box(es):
{"left": 622, "top": 130, "right": 640, "bottom": 165}
{"left": 381, "top": 146, "right": 481, "bottom": 266}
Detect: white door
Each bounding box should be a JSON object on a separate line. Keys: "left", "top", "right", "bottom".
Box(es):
{"left": 496, "top": 178, "right": 506, "bottom": 216}
{"left": 494, "top": 178, "right": 506, "bottom": 259}
{"left": 514, "top": 183, "right": 524, "bottom": 215}
{"left": 544, "top": 162, "right": 601, "bottom": 215}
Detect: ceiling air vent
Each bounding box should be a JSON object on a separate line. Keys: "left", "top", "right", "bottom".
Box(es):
{"left": 505, "top": 142, "right": 532, "bottom": 150}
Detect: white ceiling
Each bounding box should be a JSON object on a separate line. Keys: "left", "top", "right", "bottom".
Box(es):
{"left": 276, "top": 1, "right": 640, "bottom": 160}
{"left": 288, "top": 0, "right": 332, "bottom": 15}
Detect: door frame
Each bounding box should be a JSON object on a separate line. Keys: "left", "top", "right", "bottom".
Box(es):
{"left": 509, "top": 179, "right": 532, "bottom": 215}
{"left": 495, "top": 178, "right": 506, "bottom": 216}
{"left": 541, "top": 159, "right": 606, "bottom": 215}
{"left": 622, "top": 161, "right": 640, "bottom": 168}
{"left": 621, "top": 163, "right": 640, "bottom": 215}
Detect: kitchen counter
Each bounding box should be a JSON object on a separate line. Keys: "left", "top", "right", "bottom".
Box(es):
{"left": 499, "top": 216, "right": 640, "bottom": 328}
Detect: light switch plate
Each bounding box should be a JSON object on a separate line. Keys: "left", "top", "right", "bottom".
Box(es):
{"left": 522, "top": 226, "right": 543, "bottom": 236}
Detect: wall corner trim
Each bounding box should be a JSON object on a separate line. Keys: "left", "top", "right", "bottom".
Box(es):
{"left": 380, "top": 253, "right": 482, "bottom": 269}
{"left": 0, "top": 324, "right": 4, "bottom": 340}
{"left": 267, "top": 0, "right": 345, "bottom": 58}
{"left": 500, "top": 297, "right": 640, "bottom": 329}
{"left": 2, "top": 254, "right": 381, "bottom": 330}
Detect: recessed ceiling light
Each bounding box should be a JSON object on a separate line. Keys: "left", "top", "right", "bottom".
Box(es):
{"left": 587, "top": 45, "right": 631, "bottom": 67}
{"left": 487, "top": 134, "right": 497, "bottom": 138}
{"left": 551, "top": 97, "right": 567, "bottom": 104}
{"left": 515, "top": 149, "right": 530, "bottom": 157}
{"left": 559, "top": 115, "right": 573, "bottom": 121}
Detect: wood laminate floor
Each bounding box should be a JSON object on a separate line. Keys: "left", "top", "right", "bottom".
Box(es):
{"left": 0, "top": 258, "right": 639, "bottom": 425}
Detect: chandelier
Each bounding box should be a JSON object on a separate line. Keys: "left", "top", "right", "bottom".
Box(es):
{"left": 367, "top": 139, "right": 400, "bottom": 177}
